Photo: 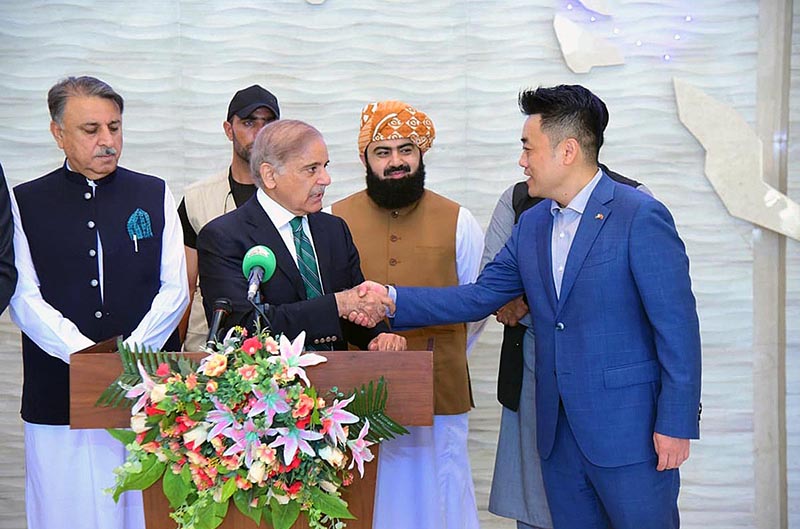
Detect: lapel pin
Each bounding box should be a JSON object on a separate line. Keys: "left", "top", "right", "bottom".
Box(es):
{"left": 595, "top": 213, "right": 604, "bottom": 220}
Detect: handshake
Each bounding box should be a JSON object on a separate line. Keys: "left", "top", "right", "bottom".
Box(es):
{"left": 334, "top": 281, "right": 394, "bottom": 328}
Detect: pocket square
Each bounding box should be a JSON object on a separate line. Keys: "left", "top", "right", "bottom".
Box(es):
{"left": 127, "top": 208, "right": 154, "bottom": 241}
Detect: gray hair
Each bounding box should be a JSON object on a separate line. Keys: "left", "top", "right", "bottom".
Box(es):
{"left": 48, "top": 76, "right": 124, "bottom": 124}
{"left": 249, "top": 120, "right": 323, "bottom": 190}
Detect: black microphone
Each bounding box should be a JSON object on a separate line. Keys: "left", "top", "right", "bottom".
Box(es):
{"left": 242, "top": 246, "right": 277, "bottom": 302}
{"left": 206, "top": 297, "right": 232, "bottom": 348}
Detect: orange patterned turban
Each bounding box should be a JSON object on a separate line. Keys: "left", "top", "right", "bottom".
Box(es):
{"left": 357, "top": 100, "right": 436, "bottom": 155}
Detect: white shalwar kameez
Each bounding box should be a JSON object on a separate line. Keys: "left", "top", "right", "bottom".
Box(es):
{"left": 372, "top": 207, "right": 485, "bottom": 529}
{"left": 10, "top": 184, "right": 188, "bottom": 529}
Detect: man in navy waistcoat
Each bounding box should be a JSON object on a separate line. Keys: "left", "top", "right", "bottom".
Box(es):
{"left": 0, "top": 162, "right": 16, "bottom": 314}
{"left": 9, "top": 76, "right": 188, "bottom": 529}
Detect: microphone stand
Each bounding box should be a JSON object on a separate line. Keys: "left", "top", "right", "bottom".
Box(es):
{"left": 249, "top": 291, "right": 274, "bottom": 333}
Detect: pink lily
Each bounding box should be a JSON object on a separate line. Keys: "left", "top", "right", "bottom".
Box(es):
{"left": 347, "top": 420, "right": 374, "bottom": 478}
{"left": 206, "top": 398, "right": 238, "bottom": 440}
{"left": 248, "top": 380, "right": 291, "bottom": 425}
{"left": 268, "top": 331, "right": 327, "bottom": 386}
{"left": 320, "top": 394, "right": 359, "bottom": 445}
{"left": 125, "top": 360, "right": 156, "bottom": 415}
{"left": 268, "top": 425, "right": 324, "bottom": 465}
{"left": 222, "top": 419, "right": 263, "bottom": 467}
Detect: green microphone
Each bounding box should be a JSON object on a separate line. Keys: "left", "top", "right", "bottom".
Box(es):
{"left": 242, "top": 245, "right": 277, "bottom": 302}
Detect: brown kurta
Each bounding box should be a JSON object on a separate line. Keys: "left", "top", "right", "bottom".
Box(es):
{"left": 333, "top": 189, "right": 472, "bottom": 415}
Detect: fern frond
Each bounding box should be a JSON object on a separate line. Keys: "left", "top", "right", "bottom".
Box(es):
{"left": 95, "top": 346, "right": 199, "bottom": 409}
{"left": 344, "top": 377, "right": 409, "bottom": 443}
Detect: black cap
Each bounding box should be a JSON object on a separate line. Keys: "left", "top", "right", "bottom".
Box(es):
{"left": 226, "top": 85, "right": 280, "bottom": 122}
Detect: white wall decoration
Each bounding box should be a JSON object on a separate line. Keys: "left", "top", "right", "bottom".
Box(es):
{"left": 577, "top": 0, "right": 613, "bottom": 16}
{"left": 674, "top": 77, "right": 800, "bottom": 241}
{"left": 553, "top": 13, "right": 624, "bottom": 73}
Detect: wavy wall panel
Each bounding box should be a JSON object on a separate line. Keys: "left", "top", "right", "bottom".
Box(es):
{"left": 0, "top": 1, "right": 795, "bottom": 528}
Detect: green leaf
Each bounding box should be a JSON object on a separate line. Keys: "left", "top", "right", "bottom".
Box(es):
{"left": 194, "top": 497, "right": 228, "bottom": 529}
{"left": 106, "top": 428, "right": 136, "bottom": 445}
{"left": 221, "top": 476, "right": 238, "bottom": 502}
{"left": 163, "top": 467, "right": 190, "bottom": 509}
{"left": 113, "top": 455, "right": 166, "bottom": 501}
{"left": 180, "top": 463, "right": 192, "bottom": 484}
{"left": 270, "top": 498, "right": 301, "bottom": 529}
{"left": 309, "top": 488, "right": 355, "bottom": 519}
{"left": 344, "top": 377, "right": 409, "bottom": 443}
{"left": 233, "top": 490, "right": 263, "bottom": 526}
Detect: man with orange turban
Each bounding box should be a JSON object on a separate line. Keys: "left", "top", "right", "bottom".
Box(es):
{"left": 332, "top": 100, "right": 484, "bottom": 529}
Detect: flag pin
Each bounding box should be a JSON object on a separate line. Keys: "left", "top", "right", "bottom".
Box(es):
{"left": 595, "top": 213, "right": 604, "bottom": 220}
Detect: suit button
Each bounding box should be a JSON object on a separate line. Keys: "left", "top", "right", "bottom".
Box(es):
{"left": 94, "top": 311, "right": 102, "bottom": 319}
{"left": 313, "top": 339, "right": 320, "bottom": 344}
{"left": 90, "top": 279, "right": 99, "bottom": 287}
{"left": 88, "top": 249, "right": 97, "bottom": 257}
{"left": 389, "top": 258, "right": 397, "bottom": 266}
{"left": 84, "top": 192, "right": 92, "bottom": 200}
{"left": 87, "top": 220, "right": 96, "bottom": 229}
{"left": 390, "top": 234, "right": 399, "bottom": 242}
{"left": 555, "top": 322, "right": 565, "bottom": 331}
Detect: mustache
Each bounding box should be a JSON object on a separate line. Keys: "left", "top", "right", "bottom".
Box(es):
{"left": 95, "top": 147, "right": 118, "bottom": 157}
{"left": 383, "top": 164, "right": 411, "bottom": 176}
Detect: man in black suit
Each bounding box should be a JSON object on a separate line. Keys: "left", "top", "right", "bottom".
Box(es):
{"left": 0, "top": 162, "right": 16, "bottom": 314}
{"left": 197, "top": 119, "right": 403, "bottom": 351}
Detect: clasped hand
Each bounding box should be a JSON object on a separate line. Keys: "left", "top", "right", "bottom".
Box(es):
{"left": 334, "top": 281, "right": 394, "bottom": 328}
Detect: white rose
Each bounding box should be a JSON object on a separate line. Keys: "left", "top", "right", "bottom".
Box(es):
{"left": 182, "top": 423, "right": 210, "bottom": 448}
{"left": 150, "top": 383, "right": 168, "bottom": 403}
{"left": 319, "top": 480, "right": 338, "bottom": 494}
{"left": 269, "top": 489, "right": 290, "bottom": 505}
{"left": 319, "top": 445, "right": 346, "bottom": 469}
{"left": 247, "top": 460, "right": 266, "bottom": 483}
{"left": 130, "top": 412, "right": 149, "bottom": 433}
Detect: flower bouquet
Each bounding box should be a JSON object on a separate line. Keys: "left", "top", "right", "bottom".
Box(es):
{"left": 98, "top": 327, "right": 407, "bottom": 529}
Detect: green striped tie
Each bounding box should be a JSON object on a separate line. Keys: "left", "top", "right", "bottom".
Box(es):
{"left": 289, "top": 216, "right": 323, "bottom": 300}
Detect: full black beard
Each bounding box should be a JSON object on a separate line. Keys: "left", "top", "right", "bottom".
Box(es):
{"left": 365, "top": 159, "right": 426, "bottom": 210}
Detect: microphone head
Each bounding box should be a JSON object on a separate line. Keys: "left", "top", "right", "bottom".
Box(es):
{"left": 212, "top": 297, "right": 232, "bottom": 314}
{"left": 242, "top": 245, "right": 277, "bottom": 283}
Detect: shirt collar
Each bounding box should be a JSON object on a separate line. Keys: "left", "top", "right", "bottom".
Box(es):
{"left": 256, "top": 188, "right": 300, "bottom": 229}
{"left": 550, "top": 167, "right": 603, "bottom": 217}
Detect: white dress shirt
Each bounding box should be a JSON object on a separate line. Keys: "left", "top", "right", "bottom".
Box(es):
{"left": 550, "top": 168, "right": 603, "bottom": 297}
{"left": 9, "top": 173, "right": 188, "bottom": 362}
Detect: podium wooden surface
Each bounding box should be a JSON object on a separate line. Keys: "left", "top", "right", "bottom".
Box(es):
{"left": 70, "top": 344, "right": 433, "bottom": 529}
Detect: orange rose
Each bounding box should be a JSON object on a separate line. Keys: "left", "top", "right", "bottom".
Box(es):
{"left": 237, "top": 364, "right": 258, "bottom": 381}
{"left": 202, "top": 354, "right": 228, "bottom": 377}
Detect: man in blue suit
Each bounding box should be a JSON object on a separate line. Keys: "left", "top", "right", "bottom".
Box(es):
{"left": 357, "top": 85, "right": 701, "bottom": 529}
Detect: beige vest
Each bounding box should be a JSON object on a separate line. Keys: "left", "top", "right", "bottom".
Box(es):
{"left": 332, "top": 190, "right": 472, "bottom": 415}
{"left": 183, "top": 169, "right": 235, "bottom": 352}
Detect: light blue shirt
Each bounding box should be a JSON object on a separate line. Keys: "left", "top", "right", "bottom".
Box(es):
{"left": 550, "top": 168, "right": 603, "bottom": 297}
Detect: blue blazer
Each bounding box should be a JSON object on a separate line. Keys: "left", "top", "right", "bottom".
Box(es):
{"left": 197, "top": 195, "right": 387, "bottom": 350}
{"left": 394, "top": 174, "right": 701, "bottom": 467}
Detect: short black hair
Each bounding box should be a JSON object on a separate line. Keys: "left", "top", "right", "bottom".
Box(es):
{"left": 518, "top": 85, "right": 608, "bottom": 163}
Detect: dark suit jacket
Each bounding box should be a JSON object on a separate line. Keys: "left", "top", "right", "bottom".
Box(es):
{"left": 393, "top": 174, "right": 701, "bottom": 468}
{"left": 196, "top": 195, "right": 387, "bottom": 349}
{"left": 0, "top": 163, "right": 17, "bottom": 314}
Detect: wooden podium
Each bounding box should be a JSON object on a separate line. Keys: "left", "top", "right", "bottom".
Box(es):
{"left": 70, "top": 341, "right": 433, "bottom": 529}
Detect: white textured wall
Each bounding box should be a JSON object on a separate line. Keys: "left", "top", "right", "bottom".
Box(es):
{"left": 0, "top": 1, "right": 797, "bottom": 528}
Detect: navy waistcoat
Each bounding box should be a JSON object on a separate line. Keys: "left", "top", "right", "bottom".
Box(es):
{"left": 14, "top": 164, "right": 179, "bottom": 425}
